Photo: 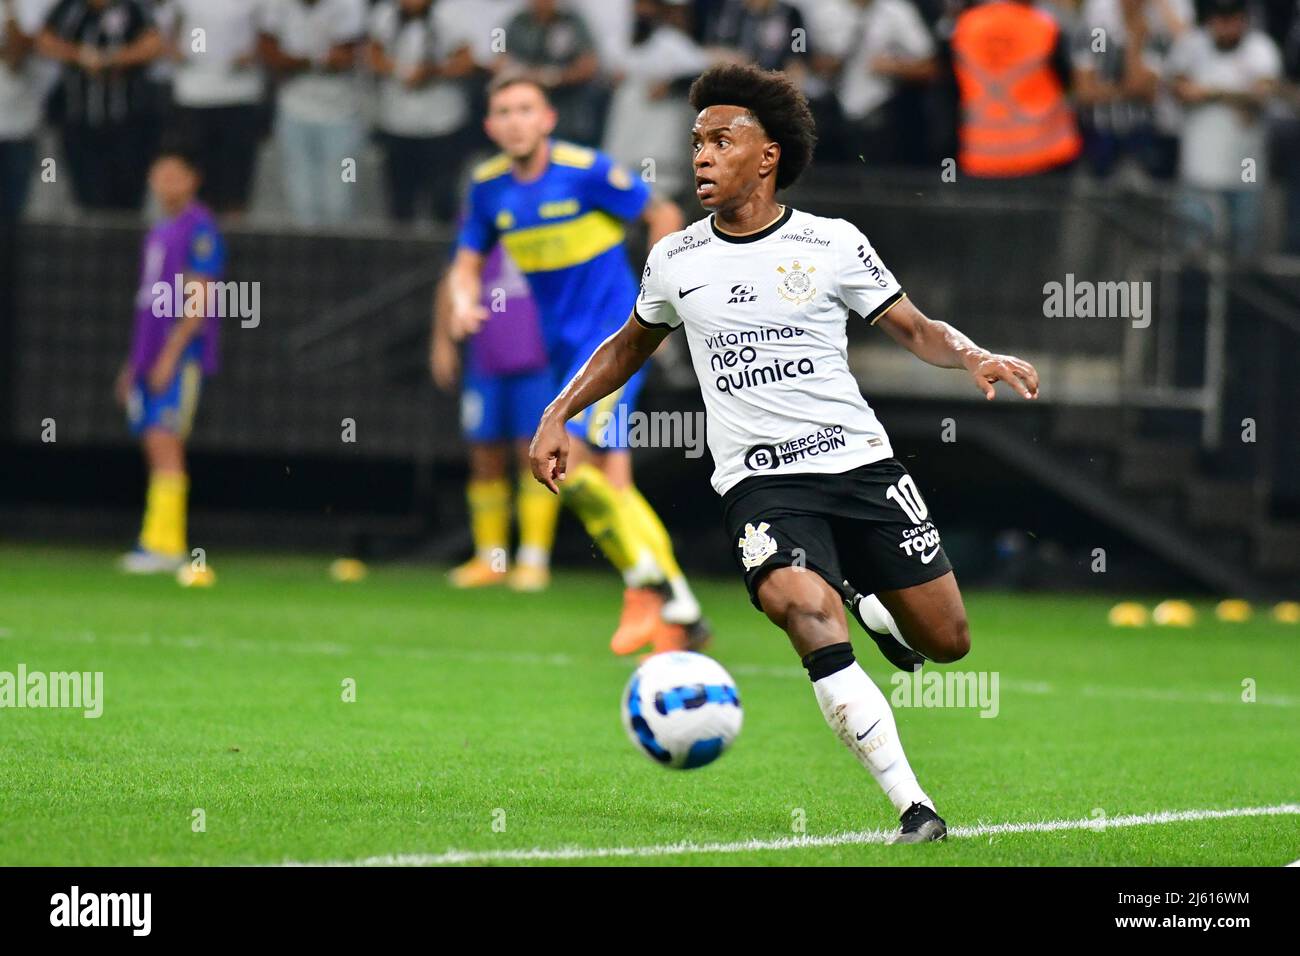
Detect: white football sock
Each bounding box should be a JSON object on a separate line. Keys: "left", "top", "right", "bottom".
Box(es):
{"left": 856, "top": 593, "right": 916, "bottom": 652}
{"left": 621, "top": 550, "right": 664, "bottom": 589}
{"left": 660, "top": 575, "right": 702, "bottom": 625}
{"left": 813, "top": 660, "right": 933, "bottom": 815}
{"left": 515, "top": 544, "right": 549, "bottom": 569}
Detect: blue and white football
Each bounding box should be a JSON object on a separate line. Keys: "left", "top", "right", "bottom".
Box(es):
{"left": 621, "top": 652, "right": 743, "bottom": 770}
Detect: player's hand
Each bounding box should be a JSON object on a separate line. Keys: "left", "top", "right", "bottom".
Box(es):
{"left": 448, "top": 302, "right": 489, "bottom": 342}
{"left": 529, "top": 416, "right": 570, "bottom": 495}
{"left": 147, "top": 358, "right": 175, "bottom": 395}
{"left": 113, "top": 363, "right": 133, "bottom": 408}
{"left": 430, "top": 340, "right": 458, "bottom": 392}
{"left": 966, "top": 352, "right": 1039, "bottom": 401}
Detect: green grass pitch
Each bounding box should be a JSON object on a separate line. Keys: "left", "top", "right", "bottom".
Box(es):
{"left": 1, "top": 545, "right": 1296, "bottom": 866}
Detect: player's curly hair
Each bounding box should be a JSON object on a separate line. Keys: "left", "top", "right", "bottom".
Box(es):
{"left": 688, "top": 64, "right": 817, "bottom": 191}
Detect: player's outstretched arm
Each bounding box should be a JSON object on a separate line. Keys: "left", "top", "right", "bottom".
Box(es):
{"left": 529, "top": 315, "right": 671, "bottom": 493}
{"left": 875, "top": 297, "right": 1039, "bottom": 401}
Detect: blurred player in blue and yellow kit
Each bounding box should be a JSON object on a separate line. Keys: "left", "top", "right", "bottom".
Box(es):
{"left": 445, "top": 74, "right": 708, "bottom": 655}
{"left": 432, "top": 242, "right": 561, "bottom": 592}
{"left": 113, "top": 141, "right": 225, "bottom": 578}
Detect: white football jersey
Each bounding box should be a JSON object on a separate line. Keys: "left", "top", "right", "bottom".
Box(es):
{"left": 635, "top": 206, "right": 906, "bottom": 495}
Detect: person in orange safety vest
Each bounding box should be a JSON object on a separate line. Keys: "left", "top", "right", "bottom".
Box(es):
{"left": 950, "top": 0, "right": 1083, "bottom": 177}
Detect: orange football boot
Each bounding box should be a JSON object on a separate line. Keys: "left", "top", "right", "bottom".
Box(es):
{"left": 642, "top": 617, "right": 714, "bottom": 658}
{"left": 448, "top": 556, "right": 507, "bottom": 589}
{"left": 609, "top": 587, "right": 666, "bottom": 655}
{"left": 649, "top": 622, "right": 690, "bottom": 654}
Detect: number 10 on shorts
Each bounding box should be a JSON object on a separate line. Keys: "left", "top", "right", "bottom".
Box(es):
{"left": 886, "top": 474, "right": 929, "bottom": 525}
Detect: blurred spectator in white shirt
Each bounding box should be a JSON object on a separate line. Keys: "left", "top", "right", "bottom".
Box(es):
{"left": 259, "top": 0, "right": 368, "bottom": 227}
{"left": 567, "top": 0, "right": 632, "bottom": 73}
{"left": 603, "top": 0, "right": 711, "bottom": 199}
{"left": 439, "top": 0, "right": 522, "bottom": 70}
{"left": 168, "top": 0, "right": 266, "bottom": 216}
{"left": 832, "top": 0, "right": 937, "bottom": 166}
{"left": 1168, "top": 0, "right": 1282, "bottom": 256}
{"left": 367, "top": 0, "right": 475, "bottom": 223}
{"left": 0, "top": 0, "right": 46, "bottom": 219}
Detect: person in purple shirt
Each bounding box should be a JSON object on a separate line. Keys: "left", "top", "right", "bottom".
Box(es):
{"left": 432, "top": 242, "right": 560, "bottom": 592}
{"left": 113, "top": 140, "right": 226, "bottom": 577}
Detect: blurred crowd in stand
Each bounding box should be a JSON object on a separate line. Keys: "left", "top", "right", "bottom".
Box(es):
{"left": 2, "top": 0, "right": 1299, "bottom": 254}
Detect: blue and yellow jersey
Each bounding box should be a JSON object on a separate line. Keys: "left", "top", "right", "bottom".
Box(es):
{"left": 456, "top": 140, "right": 651, "bottom": 371}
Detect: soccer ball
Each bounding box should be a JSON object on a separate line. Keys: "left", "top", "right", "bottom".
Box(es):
{"left": 621, "top": 651, "right": 743, "bottom": 769}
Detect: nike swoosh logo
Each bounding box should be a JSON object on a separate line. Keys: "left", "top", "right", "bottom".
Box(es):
{"left": 856, "top": 719, "right": 881, "bottom": 741}
{"left": 921, "top": 547, "right": 940, "bottom": 564}
{"left": 678, "top": 284, "right": 708, "bottom": 298}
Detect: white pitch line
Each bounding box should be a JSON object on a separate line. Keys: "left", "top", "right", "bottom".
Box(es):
{"left": 276, "top": 803, "right": 1300, "bottom": 867}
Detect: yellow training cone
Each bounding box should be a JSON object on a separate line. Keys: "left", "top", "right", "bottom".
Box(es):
{"left": 1215, "top": 599, "right": 1252, "bottom": 623}
{"left": 1108, "top": 602, "right": 1149, "bottom": 627}
{"left": 329, "top": 558, "right": 368, "bottom": 583}
{"left": 1152, "top": 599, "right": 1196, "bottom": 627}
{"left": 1273, "top": 601, "right": 1300, "bottom": 624}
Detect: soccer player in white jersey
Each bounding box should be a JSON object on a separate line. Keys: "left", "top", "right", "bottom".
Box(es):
{"left": 529, "top": 64, "right": 1040, "bottom": 843}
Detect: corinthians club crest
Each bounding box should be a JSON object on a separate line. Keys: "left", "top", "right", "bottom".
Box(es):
{"left": 738, "top": 521, "right": 778, "bottom": 570}
{"left": 776, "top": 260, "right": 817, "bottom": 304}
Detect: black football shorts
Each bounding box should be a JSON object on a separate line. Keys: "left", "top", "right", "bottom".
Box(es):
{"left": 720, "top": 458, "right": 953, "bottom": 611}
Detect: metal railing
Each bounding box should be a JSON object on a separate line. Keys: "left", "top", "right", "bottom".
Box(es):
{"left": 787, "top": 171, "right": 1297, "bottom": 451}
